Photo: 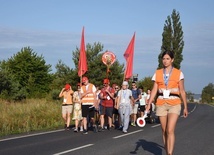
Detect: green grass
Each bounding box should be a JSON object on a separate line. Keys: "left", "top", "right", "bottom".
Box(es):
{"left": 210, "top": 102, "right": 214, "bottom": 106}
{"left": 0, "top": 99, "right": 64, "bottom": 137}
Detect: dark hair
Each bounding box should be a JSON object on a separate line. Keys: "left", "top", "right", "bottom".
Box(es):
{"left": 161, "top": 51, "right": 174, "bottom": 59}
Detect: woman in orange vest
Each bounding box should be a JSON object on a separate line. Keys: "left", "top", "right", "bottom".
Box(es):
{"left": 146, "top": 51, "right": 188, "bottom": 155}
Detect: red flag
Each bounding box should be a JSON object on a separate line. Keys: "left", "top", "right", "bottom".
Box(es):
{"left": 78, "top": 27, "right": 88, "bottom": 77}
{"left": 123, "top": 33, "right": 135, "bottom": 80}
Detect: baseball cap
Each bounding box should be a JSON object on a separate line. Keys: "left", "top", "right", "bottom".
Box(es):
{"left": 64, "top": 84, "right": 71, "bottom": 90}
{"left": 103, "top": 78, "right": 110, "bottom": 84}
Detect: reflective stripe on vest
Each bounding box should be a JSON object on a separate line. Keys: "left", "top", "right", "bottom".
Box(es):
{"left": 155, "top": 68, "right": 181, "bottom": 105}
{"left": 81, "top": 83, "right": 95, "bottom": 104}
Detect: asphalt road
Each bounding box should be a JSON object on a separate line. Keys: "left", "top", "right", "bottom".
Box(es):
{"left": 0, "top": 103, "right": 214, "bottom": 155}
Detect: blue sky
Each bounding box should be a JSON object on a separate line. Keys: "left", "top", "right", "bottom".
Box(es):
{"left": 0, "top": 0, "right": 214, "bottom": 94}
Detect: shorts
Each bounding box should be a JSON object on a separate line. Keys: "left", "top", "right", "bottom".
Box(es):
{"left": 132, "top": 104, "right": 139, "bottom": 114}
{"left": 81, "top": 105, "right": 95, "bottom": 118}
{"left": 100, "top": 105, "right": 113, "bottom": 117}
{"left": 156, "top": 103, "right": 181, "bottom": 116}
{"left": 72, "top": 103, "right": 83, "bottom": 120}
{"left": 139, "top": 105, "right": 145, "bottom": 112}
{"left": 113, "top": 107, "right": 119, "bottom": 114}
{"left": 62, "top": 105, "right": 73, "bottom": 114}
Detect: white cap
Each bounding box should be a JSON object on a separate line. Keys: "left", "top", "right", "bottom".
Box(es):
{"left": 122, "top": 81, "right": 128, "bottom": 86}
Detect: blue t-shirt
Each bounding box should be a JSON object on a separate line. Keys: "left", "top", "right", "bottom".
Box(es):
{"left": 131, "top": 89, "right": 141, "bottom": 102}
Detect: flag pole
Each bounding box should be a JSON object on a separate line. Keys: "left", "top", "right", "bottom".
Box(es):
{"left": 123, "top": 59, "right": 128, "bottom": 81}
{"left": 80, "top": 61, "right": 82, "bottom": 85}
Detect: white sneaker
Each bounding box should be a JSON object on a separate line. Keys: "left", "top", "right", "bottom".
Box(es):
{"left": 123, "top": 130, "right": 127, "bottom": 133}
{"left": 80, "top": 126, "right": 83, "bottom": 132}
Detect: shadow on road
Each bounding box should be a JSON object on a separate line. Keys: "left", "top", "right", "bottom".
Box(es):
{"left": 130, "top": 139, "right": 164, "bottom": 155}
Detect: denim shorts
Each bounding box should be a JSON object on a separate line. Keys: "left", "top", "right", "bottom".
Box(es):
{"left": 100, "top": 105, "right": 113, "bottom": 117}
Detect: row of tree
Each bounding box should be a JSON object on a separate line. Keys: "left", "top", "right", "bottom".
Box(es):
{"left": 201, "top": 83, "right": 214, "bottom": 103}
{"left": 0, "top": 44, "right": 124, "bottom": 101}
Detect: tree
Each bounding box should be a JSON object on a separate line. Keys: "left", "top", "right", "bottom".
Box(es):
{"left": 50, "top": 60, "right": 76, "bottom": 100}
{"left": 50, "top": 42, "right": 124, "bottom": 100}
{"left": 72, "top": 42, "right": 124, "bottom": 87}
{"left": 158, "top": 9, "right": 184, "bottom": 69}
{"left": 0, "top": 47, "right": 52, "bottom": 99}
{"left": 186, "top": 91, "right": 194, "bottom": 102}
{"left": 0, "top": 69, "right": 12, "bottom": 99}
{"left": 201, "top": 83, "right": 214, "bottom": 103}
{"left": 137, "top": 76, "right": 153, "bottom": 91}
{"left": 51, "top": 60, "right": 76, "bottom": 88}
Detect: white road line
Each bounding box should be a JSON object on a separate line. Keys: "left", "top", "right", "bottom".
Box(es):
{"left": 0, "top": 129, "right": 64, "bottom": 142}
{"left": 113, "top": 129, "right": 143, "bottom": 139}
{"left": 151, "top": 124, "right": 161, "bottom": 128}
{"left": 180, "top": 103, "right": 197, "bottom": 117}
{"left": 53, "top": 144, "right": 94, "bottom": 155}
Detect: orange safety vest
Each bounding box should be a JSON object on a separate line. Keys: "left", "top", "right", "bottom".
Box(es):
{"left": 155, "top": 68, "right": 182, "bottom": 105}
{"left": 81, "top": 83, "right": 95, "bottom": 105}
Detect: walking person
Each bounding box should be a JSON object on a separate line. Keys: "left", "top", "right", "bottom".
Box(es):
{"left": 80, "top": 76, "right": 97, "bottom": 134}
{"left": 146, "top": 89, "right": 155, "bottom": 112}
{"left": 131, "top": 82, "right": 141, "bottom": 126}
{"left": 145, "top": 51, "right": 188, "bottom": 155}
{"left": 94, "top": 86, "right": 101, "bottom": 129}
{"left": 117, "top": 81, "right": 134, "bottom": 133}
{"left": 59, "top": 83, "right": 74, "bottom": 130}
{"left": 139, "top": 87, "right": 147, "bottom": 117}
{"left": 112, "top": 84, "right": 120, "bottom": 128}
{"left": 99, "top": 79, "right": 115, "bottom": 131}
{"left": 72, "top": 83, "right": 83, "bottom": 132}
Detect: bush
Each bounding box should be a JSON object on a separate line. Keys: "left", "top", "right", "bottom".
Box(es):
{"left": 51, "top": 89, "right": 61, "bottom": 100}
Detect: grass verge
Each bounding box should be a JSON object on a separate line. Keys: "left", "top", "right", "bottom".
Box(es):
{"left": 0, "top": 99, "right": 64, "bottom": 137}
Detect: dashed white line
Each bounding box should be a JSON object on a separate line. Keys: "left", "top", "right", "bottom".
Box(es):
{"left": 180, "top": 103, "right": 197, "bottom": 117}
{"left": 113, "top": 129, "right": 143, "bottom": 139}
{"left": 151, "top": 124, "right": 161, "bottom": 128}
{"left": 53, "top": 144, "right": 94, "bottom": 155}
